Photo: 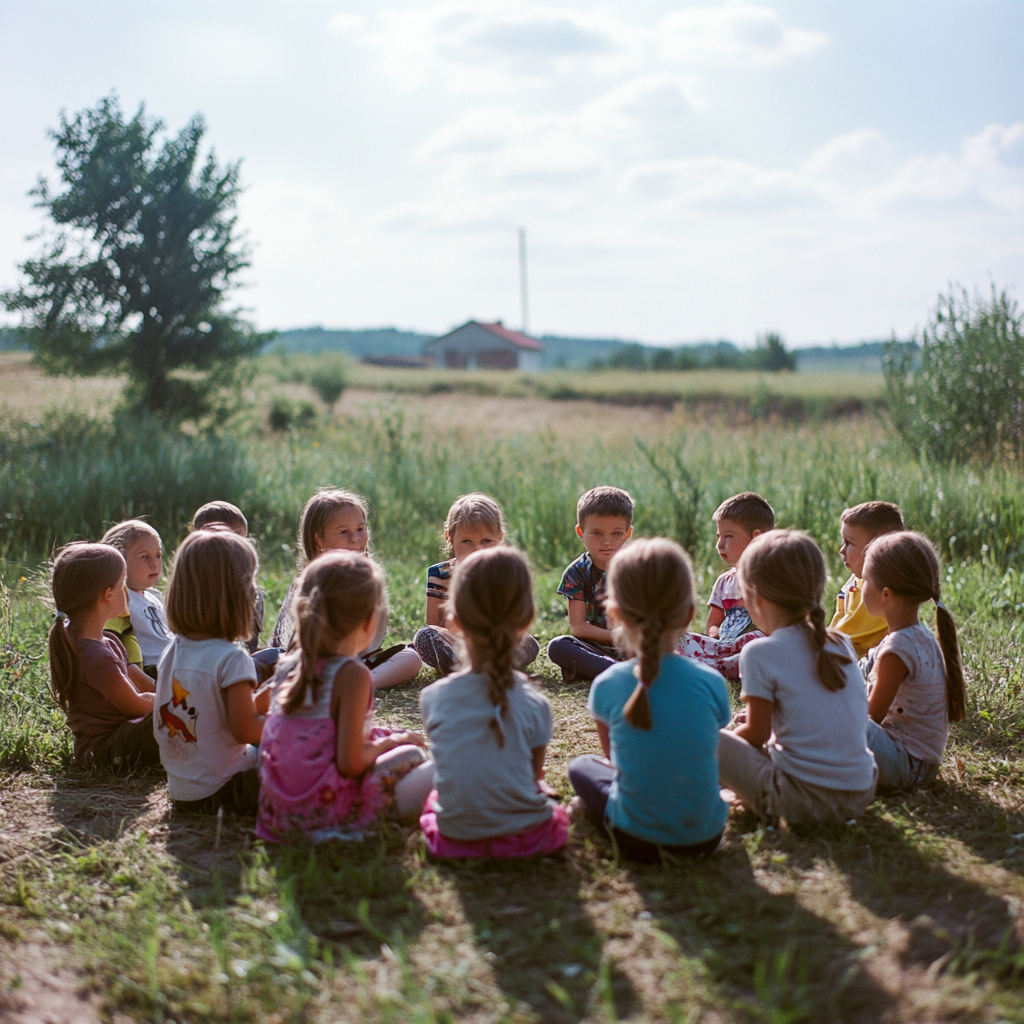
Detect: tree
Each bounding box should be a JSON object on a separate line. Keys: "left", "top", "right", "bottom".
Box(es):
{"left": 884, "top": 286, "right": 1024, "bottom": 465}
{"left": 2, "top": 94, "right": 268, "bottom": 424}
{"left": 749, "top": 333, "right": 796, "bottom": 372}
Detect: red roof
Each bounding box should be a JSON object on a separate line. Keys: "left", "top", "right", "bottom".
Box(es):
{"left": 476, "top": 321, "right": 544, "bottom": 351}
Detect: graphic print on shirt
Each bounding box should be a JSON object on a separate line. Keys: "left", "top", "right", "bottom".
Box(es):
{"left": 145, "top": 604, "right": 171, "bottom": 639}
{"left": 159, "top": 677, "right": 198, "bottom": 743}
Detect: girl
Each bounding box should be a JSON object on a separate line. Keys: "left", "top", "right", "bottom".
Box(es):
{"left": 718, "top": 530, "right": 878, "bottom": 823}
{"left": 569, "top": 538, "right": 731, "bottom": 863}
{"left": 412, "top": 493, "right": 539, "bottom": 676}
{"left": 101, "top": 519, "right": 173, "bottom": 678}
{"left": 860, "top": 531, "right": 965, "bottom": 791}
{"left": 155, "top": 529, "right": 269, "bottom": 815}
{"left": 256, "top": 551, "right": 433, "bottom": 842}
{"left": 418, "top": 547, "right": 568, "bottom": 858}
{"left": 271, "top": 488, "right": 422, "bottom": 689}
{"left": 48, "top": 543, "right": 159, "bottom": 770}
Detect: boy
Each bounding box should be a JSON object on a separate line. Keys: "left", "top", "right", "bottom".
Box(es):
{"left": 678, "top": 492, "right": 774, "bottom": 679}
{"left": 831, "top": 501, "right": 905, "bottom": 658}
{"left": 705, "top": 492, "right": 775, "bottom": 641}
{"left": 546, "top": 486, "right": 634, "bottom": 682}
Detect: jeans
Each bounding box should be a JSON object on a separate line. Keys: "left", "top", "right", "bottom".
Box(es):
{"left": 568, "top": 755, "right": 722, "bottom": 864}
{"left": 414, "top": 627, "right": 540, "bottom": 676}
{"left": 546, "top": 636, "right": 620, "bottom": 682}
{"left": 866, "top": 720, "right": 940, "bottom": 791}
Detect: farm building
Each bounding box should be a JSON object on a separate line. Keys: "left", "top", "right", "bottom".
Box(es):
{"left": 424, "top": 320, "right": 544, "bottom": 371}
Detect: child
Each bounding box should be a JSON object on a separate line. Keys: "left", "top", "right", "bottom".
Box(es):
{"left": 257, "top": 551, "right": 434, "bottom": 842}
{"left": 419, "top": 547, "right": 569, "bottom": 858}
{"left": 48, "top": 543, "right": 160, "bottom": 770}
{"left": 678, "top": 492, "right": 774, "bottom": 679}
{"left": 155, "top": 529, "right": 269, "bottom": 814}
{"left": 718, "top": 530, "right": 878, "bottom": 823}
{"left": 861, "top": 532, "right": 965, "bottom": 791}
{"left": 412, "top": 493, "right": 539, "bottom": 676}
{"left": 270, "top": 488, "right": 423, "bottom": 689}
{"left": 547, "top": 486, "right": 634, "bottom": 682}
{"left": 831, "top": 501, "right": 905, "bottom": 658}
{"left": 191, "top": 501, "right": 265, "bottom": 655}
{"left": 101, "top": 519, "right": 172, "bottom": 678}
{"left": 569, "top": 538, "right": 731, "bottom": 863}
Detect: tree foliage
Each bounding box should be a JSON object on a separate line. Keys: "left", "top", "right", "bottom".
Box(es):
{"left": 2, "top": 94, "right": 268, "bottom": 424}
{"left": 884, "top": 287, "right": 1024, "bottom": 465}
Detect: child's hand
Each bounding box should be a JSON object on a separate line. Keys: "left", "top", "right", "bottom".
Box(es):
{"left": 708, "top": 626, "right": 720, "bottom": 639}
{"left": 391, "top": 729, "right": 427, "bottom": 749}
{"left": 537, "top": 779, "right": 558, "bottom": 798}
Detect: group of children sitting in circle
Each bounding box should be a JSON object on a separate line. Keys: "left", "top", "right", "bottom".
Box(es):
{"left": 46, "top": 482, "right": 964, "bottom": 863}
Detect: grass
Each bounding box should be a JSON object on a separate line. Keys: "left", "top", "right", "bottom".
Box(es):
{"left": 2, "top": 371, "right": 1024, "bottom": 1022}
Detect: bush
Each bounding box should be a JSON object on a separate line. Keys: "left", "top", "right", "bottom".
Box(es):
{"left": 268, "top": 396, "right": 317, "bottom": 432}
{"left": 885, "top": 287, "right": 1024, "bottom": 465}
{"left": 307, "top": 355, "right": 349, "bottom": 409}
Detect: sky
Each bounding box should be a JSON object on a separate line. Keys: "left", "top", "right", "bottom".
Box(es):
{"left": 1, "top": 1, "right": 1022, "bottom": 346}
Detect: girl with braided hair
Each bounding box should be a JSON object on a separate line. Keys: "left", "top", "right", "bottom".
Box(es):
{"left": 419, "top": 547, "right": 569, "bottom": 858}
{"left": 860, "top": 531, "right": 965, "bottom": 791}
{"left": 718, "top": 530, "right": 878, "bottom": 824}
{"left": 568, "top": 538, "right": 731, "bottom": 863}
{"left": 256, "top": 550, "right": 432, "bottom": 842}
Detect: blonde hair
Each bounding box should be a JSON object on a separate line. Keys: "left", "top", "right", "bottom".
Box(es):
{"left": 48, "top": 543, "right": 126, "bottom": 711}
{"left": 166, "top": 529, "right": 257, "bottom": 642}
{"left": 296, "top": 488, "right": 370, "bottom": 564}
{"left": 863, "top": 531, "right": 966, "bottom": 722}
{"left": 191, "top": 500, "right": 247, "bottom": 535}
{"left": 100, "top": 519, "right": 161, "bottom": 555}
{"left": 443, "top": 492, "right": 506, "bottom": 555}
{"left": 737, "top": 529, "right": 850, "bottom": 692}
{"left": 450, "top": 547, "right": 534, "bottom": 748}
{"left": 277, "top": 550, "right": 386, "bottom": 715}
{"left": 606, "top": 538, "right": 695, "bottom": 730}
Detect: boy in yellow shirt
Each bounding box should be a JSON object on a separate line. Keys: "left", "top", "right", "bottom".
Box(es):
{"left": 832, "top": 501, "right": 905, "bottom": 657}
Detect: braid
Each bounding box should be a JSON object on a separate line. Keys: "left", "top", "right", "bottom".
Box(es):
{"left": 484, "top": 625, "right": 517, "bottom": 748}
{"left": 624, "top": 616, "right": 662, "bottom": 730}
{"left": 808, "top": 604, "right": 849, "bottom": 692}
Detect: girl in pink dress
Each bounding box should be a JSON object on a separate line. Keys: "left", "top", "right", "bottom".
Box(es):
{"left": 256, "top": 551, "right": 434, "bottom": 843}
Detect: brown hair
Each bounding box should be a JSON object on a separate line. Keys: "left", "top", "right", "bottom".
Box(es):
{"left": 737, "top": 529, "right": 851, "bottom": 692}
{"left": 713, "top": 492, "right": 775, "bottom": 535}
{"left": 606, "top": 538, "right": 695, "bottom": 730}
{"left": 296, "top": 488, "right": 370, "bottom": 564}
{"left": 577, "top": 486, "right": 635, "bottom": 529}
{"left": 862, "top": 531, "right": 966, "bottom": 722}
{"left": 100, "top": 519, "right": 161, "bottom": 555}
{"left": 191, "top": 501, "right": 248, "bottom": 535}
{"left": 841, "top": 501, "right": 905, "bottom": 537}
{"left": 165, "top": 530, "right": 257, "bottom": 642}
{"left": 450, "top": 547, "right": 535, "bottom": 748}
{"left": 443, "top": 493, "right": 506, "bottom": 555}
{"left": 277, "top": 551, "right": 386, "bottom": 715}
{"left": 48, "top": 543, "right": 126, "bottom": 711}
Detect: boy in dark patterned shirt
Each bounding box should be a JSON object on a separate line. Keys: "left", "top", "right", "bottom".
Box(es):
{"left": 546, "top": 486, "right": 634, "bottom": 681}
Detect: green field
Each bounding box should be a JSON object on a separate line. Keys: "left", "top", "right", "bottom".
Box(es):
{"left": 2, "top": 364, "right": 1024, "bottom": 1023}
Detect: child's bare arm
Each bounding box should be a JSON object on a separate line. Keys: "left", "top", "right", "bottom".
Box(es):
{"left": 595, "top": 720, "right": 611, "bottom": 760}
{"left": 92, "top": 666, "right": 155, "bottom": 718}
{"left": 732, "top": 696, "right": 772, "bottom": 748}
{"left": 128, "top": 664, "right": 156, "bottom": 693}
{"left": 867, "top": 652, "right": 908, "bottom": 723}
{"left": 425, "top": 595, "right": 446, "bottom": 627}
{"left": 224, "top": 680, "right": 263, "bottom": 745}
{"left": 567, "top": 600, "right": 613, "bottom": 644}
{"left": 531, "top": 745, "right": 547, "bottom": 782}
{"left": 704, "top": 605, "right": 725, "bottom": 637}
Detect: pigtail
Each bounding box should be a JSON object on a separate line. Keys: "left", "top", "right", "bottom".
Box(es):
{"left": 48, "top": 614, "right": 78, "bottom": 711}
{"left": 808, "top": 604, "right": 849, "bottom": 692}
{"left": 935, "top": 601, "right": 966, "bottom": 722}
{"left": 483, "top": 624, "right": 517, "bottom": 748}
{"left": 624, "top": 615, "right": 663, "bottom": 730}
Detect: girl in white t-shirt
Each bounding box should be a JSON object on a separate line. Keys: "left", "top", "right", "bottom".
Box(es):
{"left": 860, "top": 531, "right": 965, "bottom": 791}
{"left": 419, "top": 547, "right": 569, "bottom": 858}
{"left": 155, "top": 528, "right": 269, "bottom": 815}
{"left": 718, "top": 530, "right": 878, "bottom": 823}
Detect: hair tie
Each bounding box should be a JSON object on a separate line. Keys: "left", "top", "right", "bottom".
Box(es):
{"left": 935, "top": 599, "right": 946, "bottom": 610}
{"left": 54, "top": 610, "right": 68, "bottom": 623}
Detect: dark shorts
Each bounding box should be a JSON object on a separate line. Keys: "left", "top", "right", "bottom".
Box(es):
{"left": 173, "top": 768, "right": 261, "bottom": 816}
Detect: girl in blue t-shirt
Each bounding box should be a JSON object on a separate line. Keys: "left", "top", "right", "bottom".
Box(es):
{"left": 568, "top": 537, "right": 731, "bottom": 863}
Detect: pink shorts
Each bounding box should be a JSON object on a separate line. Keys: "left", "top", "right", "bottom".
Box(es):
{"left": 419, "top": 792, "right": 570, "bottom": 859}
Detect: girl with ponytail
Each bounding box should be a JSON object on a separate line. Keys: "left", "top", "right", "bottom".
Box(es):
{"left": 568, "top": 538, "right": 731, "bottom": 863}
{"left": 48, "top": 543, "right": 159, "bottom": 770}
{"left": 256, "top": 550, "right": 432, "bottom": 841}
{"left": 860, "top": 531, "right": 965, "bottom": 791}
{"left": 419, "top": 547, "right": 569, "bottom": 858}
{"left": 718, "top": 530, "right": 878, "bottom": 824}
